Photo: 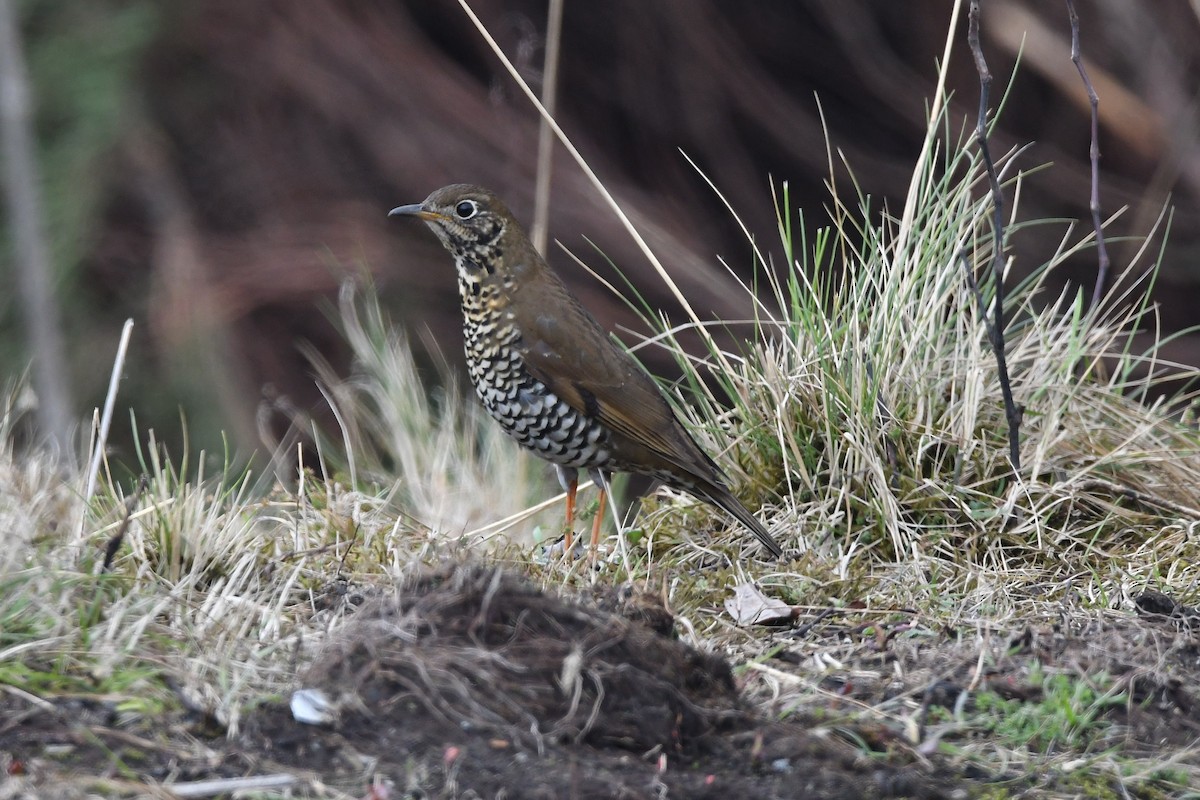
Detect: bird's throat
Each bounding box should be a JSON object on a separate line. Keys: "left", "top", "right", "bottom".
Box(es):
{"left": 456, "top": 253, "right": 518, "bottom": 368}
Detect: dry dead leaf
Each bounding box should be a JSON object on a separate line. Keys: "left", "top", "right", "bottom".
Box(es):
{"left": 724, "top": 583, "right": 793, "bottom": 625}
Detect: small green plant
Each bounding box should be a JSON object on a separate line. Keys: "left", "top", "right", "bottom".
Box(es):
{"left": 972, "top": 664, "right": 1126, "bottom": 754}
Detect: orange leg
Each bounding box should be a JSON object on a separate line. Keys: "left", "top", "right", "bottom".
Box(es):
{"left": 590, "top": 486, "right": 607, "bottom": 553}
{"left": 563, "top": 475, "right": 579, "bottom": 552}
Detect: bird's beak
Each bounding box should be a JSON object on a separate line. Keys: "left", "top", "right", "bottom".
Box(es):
{"left": 388, "top": 203, "right": 442, "bottom": 221}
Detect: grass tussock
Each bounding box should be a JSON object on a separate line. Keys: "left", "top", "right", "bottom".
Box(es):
{"left": 628, "top": 128, "right": 1200, "bottom": 620}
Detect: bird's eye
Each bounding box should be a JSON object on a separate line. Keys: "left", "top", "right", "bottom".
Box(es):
{"left": 454, "top": 200, "right": 478, "bottom": 220}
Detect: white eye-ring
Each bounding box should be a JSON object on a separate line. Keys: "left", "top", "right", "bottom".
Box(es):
{"left": 454, "top": 200, "right": 478, "bottom": 220}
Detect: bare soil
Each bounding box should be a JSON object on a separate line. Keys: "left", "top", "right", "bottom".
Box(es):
{"left": 2, "top": 566, "right": 1198, "bottom": 799}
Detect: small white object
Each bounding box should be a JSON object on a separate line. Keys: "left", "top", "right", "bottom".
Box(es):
{"left": 290, "top": 688, "right": 335, "bottom": 725}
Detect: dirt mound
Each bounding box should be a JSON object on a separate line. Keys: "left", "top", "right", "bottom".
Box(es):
{"left": 301, "top": 566, "right": 742, "bottom": 753}
{"left": 244, "top": 564, "right": 953, "bottom": 798}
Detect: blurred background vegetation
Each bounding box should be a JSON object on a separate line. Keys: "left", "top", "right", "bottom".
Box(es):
{"left": 2, "top": 0, "right": 1198, "bottom": 473}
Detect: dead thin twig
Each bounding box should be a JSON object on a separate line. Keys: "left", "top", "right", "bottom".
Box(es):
{"left": 1065, "top": 0, "right": 1112, "bottom": 312}
{"left": 165, "top": 774, "right": 300, "bottom": 798}
{"left": 967, "top": 0, "right": 1023, "bottom": 474}
{"left": 101, "top": 475, "right": 149, "bottom": 572}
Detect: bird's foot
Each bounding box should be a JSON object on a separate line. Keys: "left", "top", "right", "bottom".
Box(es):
{"left": 537, "top": 534, "right": 589, "bottom": 563}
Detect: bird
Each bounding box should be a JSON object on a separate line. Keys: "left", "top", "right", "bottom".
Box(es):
{"left": 389, "top": 184, "right": 784, "bottom": 560}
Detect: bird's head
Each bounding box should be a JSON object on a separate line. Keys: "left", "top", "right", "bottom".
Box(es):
{"left": 389, "top": 184, "right": 512, "bottom": 261}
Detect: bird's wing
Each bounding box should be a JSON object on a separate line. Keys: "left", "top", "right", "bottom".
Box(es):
{"left": 514, "top": 270, "right": 722, "bottom": 480}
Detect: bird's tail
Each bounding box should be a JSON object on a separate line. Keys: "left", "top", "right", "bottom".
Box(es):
{"left": 698, "top": 484, "right": 785, "bottom": 560}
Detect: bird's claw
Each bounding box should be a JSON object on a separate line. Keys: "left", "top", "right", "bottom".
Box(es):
{"left": 538, "top": 535, "right": 585, "bottom": 562}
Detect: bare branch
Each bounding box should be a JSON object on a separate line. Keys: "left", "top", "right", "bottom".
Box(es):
{"left": 1066, "top": 0, "right": 1111, "bottom": 312}
{"left": 968, "top": 0, "right": 1023, "bottom": 474}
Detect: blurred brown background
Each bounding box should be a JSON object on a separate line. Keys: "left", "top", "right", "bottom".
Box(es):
{"left": 3, "top": 0, "right": 1199, "bottom": 464}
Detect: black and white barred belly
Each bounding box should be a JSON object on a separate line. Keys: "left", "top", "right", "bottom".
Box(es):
{"left": 462, "top": 311, "right": 612, "bottom": 470}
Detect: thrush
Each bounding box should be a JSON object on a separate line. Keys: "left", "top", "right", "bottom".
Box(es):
{"left": 389, "top": 184, "right": 784, "bottom": 559}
